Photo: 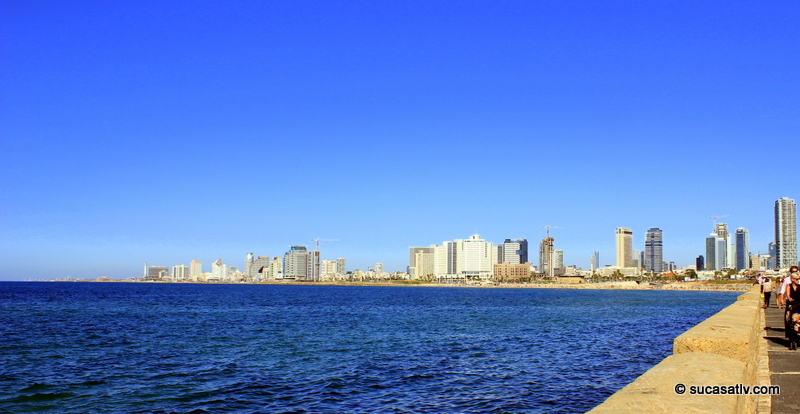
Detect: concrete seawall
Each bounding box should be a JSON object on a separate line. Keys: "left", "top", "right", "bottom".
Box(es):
{"left": 588, "top": 287, "right": 769, "bottom": 414}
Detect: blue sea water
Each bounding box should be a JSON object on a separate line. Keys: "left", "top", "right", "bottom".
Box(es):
{"left": 0, "top": 282, "right": 738, "bottom": 413}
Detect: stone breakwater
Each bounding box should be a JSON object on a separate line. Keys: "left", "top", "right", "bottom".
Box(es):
{"left": 588, "top": 287, "right": 768, "bottom": 414}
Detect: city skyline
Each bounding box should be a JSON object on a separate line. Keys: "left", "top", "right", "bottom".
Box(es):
{"left": 139, "top": 205, "right": 794, "bottom": 282}
{"left": 1, "top": 2, "right": 798, "bottom": 280}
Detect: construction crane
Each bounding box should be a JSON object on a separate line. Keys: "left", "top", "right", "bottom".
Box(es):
{"left": 310, "top": 238, "right": 339, "bottom": 251}
{"left": 709, "top": 215, "right": 729, "bottom": 231}
{"left": 542, "top": 225, "right": 562, "bottom": 238}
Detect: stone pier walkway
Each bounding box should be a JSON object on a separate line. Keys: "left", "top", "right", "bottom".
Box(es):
{"left": 764, "top": 295, "right": 800, "bottom": 414}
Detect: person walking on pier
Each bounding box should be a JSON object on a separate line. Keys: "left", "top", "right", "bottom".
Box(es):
{"left": 784, "top": 266, "right": 800, "bottom": 349}
{"left": 762, "top": 276, "right": 774, "bottom": 309}
{"left": 779, "top": 272, "right": 792, "bottom": 308}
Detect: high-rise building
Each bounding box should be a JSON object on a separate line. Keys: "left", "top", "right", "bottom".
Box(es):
{"left": 247, "top": 255, "right": 271, "bottom": 280}
{"left": 190, "top": 260, "right": 202, "bottom": 281}
{"left": 735, "top": 228, "right": 750, "bottom": 271}
{"left": 375, "top": 263, "right": 384, "bottom": 278}
{"left": 283, "top": 246, "right": 319, "bottom": 280}
{"left": 498, "top": 239, "right": 528, "bottom": 264}
{"left": 591, "top": 251, "right": 599, "bottom": 272}
{"left": 321, "top": 259, "right": 338, "bottom": 279}
{"left": 409, "top": 246, "right": 435, "bottom": 279}
{"left": 644, "top": 228, "right": 663, "bottom": 273}
{"left": 210, "top": 258, "right": 226, "bottom": 281}
{"left": 336, "top": 257, "right": 347, "bottom": 275}
{"left": 459, "top": 234, "right": 495, "bottom": 279}
{"left": 539, "top": 237, "right": 554, "bottom": 277}
{"left": 716, "top": 237, "right": 727, "bottom": 270}
{"left": 615, "top": 228, "right": 633, "bottom": 267}
{"left": 705, "top": 234, "right": 717, "bottom": 271}
{"left": 715, "top": 223, "right": 730, "bottom": 269}
{"left": 775, "top": 197, "right": 798, "bottom": 268}
{"left": 696, "top": 255, "right": 704, "bottom": 271}
{"left": 270, "top": 257, "right": 283, "bottom": 279}
{"left": 769, "top": 242, "right": 778, "bottom": 269}
{"left": 245, "top": 252, "right": 254, "bottom": 278}
{"left": 553, "top": 249, "right": 564, "bottom": 269}
{"left": 410, "top": 248, "right": 435, "bottom": 279}
{"left": 171, "top": 264, "right": 188, "bottom": 280}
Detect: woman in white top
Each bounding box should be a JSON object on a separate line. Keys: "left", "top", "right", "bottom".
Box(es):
{"left": 762, "top": 277, "right": 774, "bottom": 308}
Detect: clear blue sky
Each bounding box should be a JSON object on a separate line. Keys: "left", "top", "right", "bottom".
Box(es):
{"left": 1, "top": 1, "right": 798, "bottom": 280}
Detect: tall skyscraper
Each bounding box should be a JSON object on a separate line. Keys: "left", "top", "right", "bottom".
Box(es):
{"left": 539, "top": 237, "right": 554, "bottom": 277}
{"left": 775, "top": 197, "right": 798, "bottom": 268}
{"left": 644, "top": 228, "right": 663, "bottom": 273}
{"left": 591, "top": 251, "right": 599, "bottom": 272}
{"left": 705, "top": 234, "right": 717, "bottom": 271}
{"left": 715, "top": 223, "right": 730, "bottom": 269}
{"left": 498, "top": 239, "right": 528, "bottom": 264}
{"left": 615, "top": 228, "right": 633, "bottom": 267}
{"left": 735, "top": 228, "right": 750, "bottom": 271}
{"left": 696, "top": 255, "right": 704, "bottom": 271}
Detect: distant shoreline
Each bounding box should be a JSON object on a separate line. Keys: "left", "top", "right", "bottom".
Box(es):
{"left": 27, "top": 279, "right": 753, "bottom": 292}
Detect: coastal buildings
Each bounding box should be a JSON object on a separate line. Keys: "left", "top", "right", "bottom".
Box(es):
{"left": 410, "top": 235, "right": 533, "bottom": 281}
{"left": 735, "top": 228, "right": 750, "bottom": 271}
{"left": 553, "top": 249, "right": 564, "bottom": 269}
{"left": 539, "top": 237, "right": 554, "bottom": 277}
{"left": 408, "top": 246, "right": 435, "bottom": 279}
{"left": 245, "top": 252, "right": 254, "bottom": 278}
{"left": 142, "top": 195, "right": 799, "bottom": 282}
{"left": 715, "top": 223, "right": 730, "bottom": 269}
{"left": 493, "top": 262, "right": 531, "bottom": 281}
{"left": 615, "top": 228, "right": 633, "bottom": 268}
{"left": 644, "top": 228, "right": 663, "bottom": 273}
{"left": 270, "top": 257, "right": 283, "bottom": 279}
{"left": 321, "top": 259, "right": 338, "bottom": 280}
{"left": 249, "top": 256, "right": 271, "bottom": 280}
{"left": 458, "top": 234, "right": 495, "bottom": 279}
{"left": 769, "top": 242, "right": 778, "bottom": 269}
{"left": 283, "top": 246, "right": 320, "bottom": 280}
{"left": 498, "top": 239, "right": 528, "bottom": 264}
{"left": 190, "top": 260, "right": 202, "bottom": 281}
{"left": 146, "top": 266, "right": 168, "bottom": 280}
{"left": 171, "top": 264, "right": 188, "bottom": 280}
{"left": 775, "top": 197, "right": 798, "bottom": 268}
